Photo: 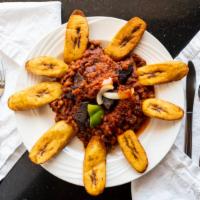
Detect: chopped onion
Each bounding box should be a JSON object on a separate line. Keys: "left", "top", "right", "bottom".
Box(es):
{"left": 96, "top": 84, "right": 114, "bottom": 105}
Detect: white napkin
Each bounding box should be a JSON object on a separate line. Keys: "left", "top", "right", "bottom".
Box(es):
{"left": 176, "top": 33, "right": 200, "bottom": 163}
{"left": 0, "top": 1, "right": 61, "bottom": 181}
{"left": 131, "top": 146, "right": 200, "bottom": 199}
{"left": 131, "top": 31, "right": 200, "bottom": 199}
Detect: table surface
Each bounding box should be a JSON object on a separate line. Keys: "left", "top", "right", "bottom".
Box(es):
{"left": 0, "top": 0, "right": 200, "bottom": 199}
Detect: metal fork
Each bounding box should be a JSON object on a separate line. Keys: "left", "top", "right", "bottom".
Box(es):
{"left": 198, "top": 85, "right": 200, "bottom": 166}
{"left": 0, "top": 60, "right": 5, "bottom": 97}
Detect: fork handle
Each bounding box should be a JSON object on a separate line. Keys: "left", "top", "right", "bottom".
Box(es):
{"left": 184, "top": 112, "right": 193, "bottom": 158}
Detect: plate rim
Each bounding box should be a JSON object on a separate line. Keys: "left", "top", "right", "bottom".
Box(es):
{"left": 15, "top": 16, "right": 184, "bottom": 187}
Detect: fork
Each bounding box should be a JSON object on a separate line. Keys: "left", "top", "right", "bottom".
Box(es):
{"left": 198, "top": 85, "right": 200, "bottom": 166}
{"left": 198, "top": 85, "right": 200, "bottom": 100}
{"left": 0, "top": 60, "right": 5, "bottom": 97}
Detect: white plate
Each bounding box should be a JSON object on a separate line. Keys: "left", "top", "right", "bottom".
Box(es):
{"left": 15, "top": 17, "right": 184, "bottom": 187}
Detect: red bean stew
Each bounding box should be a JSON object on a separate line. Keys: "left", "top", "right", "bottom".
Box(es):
{"left": 50, "top": 41, "right": 155, "bottom": 150}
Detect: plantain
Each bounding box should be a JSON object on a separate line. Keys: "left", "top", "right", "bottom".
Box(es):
{"left": 64, "top": 9, "right": 89, "bottom": 63}
{"left": 83, "top": 136, "right": 106, "bottom": 196}
{"left": 118, "top": 130, "right": 148, "bottom": 173}
{"left": 142, "top": 98, "right": 184, "bottom": 120}
{"left": 26, "top": 56, "right": 68, "bottom": 78}
{"left": 8, "top": 82, "right": 62, "bottom": 111}
{"left": 29, "top": 121, "right": 75, "bottom": 164}
{"left": 104, "top": 17, "right": 146, "bottom": 60}
{"left": 137, "top": 61, "right": 188, "bottom": 85}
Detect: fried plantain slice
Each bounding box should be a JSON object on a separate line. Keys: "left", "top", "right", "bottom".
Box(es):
{"left": 64, "top": 9, "right": 89, "bottom": 63}
{"left": 142, "top": 98, "right": 184, "bottom": 120}
{"left": 26, "top": 56, "right": 68, "bottom": 78}
{"left": 83, "top": 136, "right": 106, "bottom": 196}
{"left": 137, "top": 61, "right": 188, "bottom": 85}
{"left": 104, "top": 17, "right": 146, "bottom": 60}
{"left": 118, "top": 130, "right": 148, "bottom": 173}
{"left": 8, "top": 82, "right": 62, "bottom": 111}
{"left": 29, "top": 121, "right": 75, "bottom": 164}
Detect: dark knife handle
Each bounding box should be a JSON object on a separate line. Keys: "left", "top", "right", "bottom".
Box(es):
{"left": 184, "top": 112, "right": 193, "bottom": 157}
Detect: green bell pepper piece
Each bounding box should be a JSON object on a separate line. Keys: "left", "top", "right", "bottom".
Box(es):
{"left": 88, "top": 104, "right": 102, "bottom": 116}
{"left": 87, "top": 104, "right": 104, "bottom": 128}
{"left": 90, "top": 110, "right": 104, "bottom": 128}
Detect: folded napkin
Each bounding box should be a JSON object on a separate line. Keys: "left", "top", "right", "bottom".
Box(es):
{"left": 131, "top": 146, "right": 200, "bottom": 199}
{"left": 0, "top": 1, "right": 61, "bottom": 181}
{"left": 131, "top": 31, "right": 200, "bottom": 199}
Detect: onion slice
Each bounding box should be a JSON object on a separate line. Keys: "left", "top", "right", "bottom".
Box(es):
{"left": 97, "top": 78, "right": 134, "bottom": 104}
{"left": 96, "top": 84, "right": 114, "bottom": 105}
{"left": 103, "top": 92, "right": 119, "bottom": 99}
{"left": 103, "top": 88, "right": 134, "bottom": 100}
{"left": 102, "top": 77, "right": 113, "bottom": 85}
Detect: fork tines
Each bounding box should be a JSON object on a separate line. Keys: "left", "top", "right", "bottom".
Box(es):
{"left": 0, "top": 59, "right": 5, "bottom": 87}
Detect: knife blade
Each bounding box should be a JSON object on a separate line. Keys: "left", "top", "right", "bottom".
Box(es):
{"left": 184, "top": 60, "right": 196, "bottom": 157}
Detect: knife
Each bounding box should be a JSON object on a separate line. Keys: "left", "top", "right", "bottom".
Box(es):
{"left": 184, "top": 60, "right": 196, "bottom": 157}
